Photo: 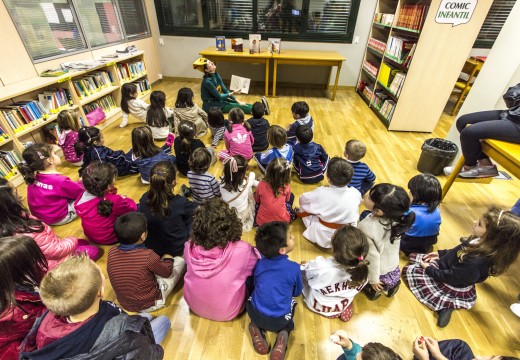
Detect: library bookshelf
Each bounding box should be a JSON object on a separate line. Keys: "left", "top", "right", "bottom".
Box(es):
{"left": 0, "top": 51, "right": 151, "bottom": 187}
{"left": 356, "top": 0, "right": 492, "bottom": 132}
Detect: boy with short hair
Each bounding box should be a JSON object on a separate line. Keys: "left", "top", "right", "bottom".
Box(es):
{"left": 187, "top": 147, "right": 221, "bottom": 203}
{"left": 344, "top": 139, "right": 376, "bottom": 196}
{"left": 298, "top": 157, "right": 362, "bottom": 249}
{"left": 286, "top": 101, "right": 314, "bottom": 146}
{"left": 247, "top": 222, "right": 302, "bottom": 360}
{"left": 293, "top": 125, "right": 329, "bottom": 184}
{"left": 108, "top": 212, "right": 185, "bottom": 312}
{"left": 19, "top": 254, "right": 166, "bottom": 359}
{"left": 247, "top": 102, "right": 271, "bottom": 152}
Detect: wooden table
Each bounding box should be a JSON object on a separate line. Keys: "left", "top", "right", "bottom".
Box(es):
{"left": 199, "top": 47, "right": 271, "bottom": 97}
{"left": 271, "top": 50, "right": 346, "bottom": 100}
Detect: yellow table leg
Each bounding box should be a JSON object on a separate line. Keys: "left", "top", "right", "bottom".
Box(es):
{"left": 326, "top": 67, "right": 332, "bottom": 91}
{"left": 265, "top": 59, "right": 269, "bottom": 97}
{"left": 442, "top": 155, "right": 465, "bottom": 200}
{"left": 272, "top": 59, "right": 278, "bottom": 98}
{"left": 332, "top": 61, "right": 342, "bottom": 101}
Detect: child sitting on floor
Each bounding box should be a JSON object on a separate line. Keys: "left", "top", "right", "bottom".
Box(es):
{"left": 254, "top": 125, "right": 294, "bottom": 173}
{"left": 108, "top": 212, "right": 185, "bottom": 312}
{"left": 120, "top": 83, "right": 149, "bottom": 128}
{"left": 330, "top": 329, "right": 402, "bottom": 360}
{"left": 218, "top": 108, "right": 254, "bottom": 162}
{"left": 292, "top": 125, "right": 329, "bottom": 184}
{"left": 173, "top": 87, "right": 208, "bottom": 137}
{"left": 187, "top": 148, "right": 221, "bottom": 203}
{"left": 207, "top": 107, "right": 228, "bottom": 148}
{"left": 174, "top": 120, "right": 206, "bottom": 176}
{"left": 344, "top": 139, "right": 376, "bottom": 196}
{"left": 56, "top": 109, "right": 83, "bottom": 166}
{"left": 247, "top": 102, "right": 270, "bottom": 152}
{"left": 286, "top": 101, "right": 314, "bottom": 146}
{"left": 146, "top": 90, "right": 174, "bottom": 140}
{"left": 299, "top": 157, "right": 361, "bottom": 249}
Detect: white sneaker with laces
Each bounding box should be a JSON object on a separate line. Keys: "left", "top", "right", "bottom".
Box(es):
{"left": 119, "top": 118, "right": 128, "bottom": 128}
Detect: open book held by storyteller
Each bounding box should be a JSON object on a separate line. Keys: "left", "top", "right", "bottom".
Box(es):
{"left": 230, "top": 75, "right": 251, "bottom": 94}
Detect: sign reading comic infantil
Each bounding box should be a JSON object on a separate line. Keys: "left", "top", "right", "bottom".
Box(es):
{"left": 435, "top": 0, "right": 477, "bottom": 26}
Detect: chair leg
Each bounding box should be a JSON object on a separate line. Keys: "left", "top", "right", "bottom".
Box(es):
{"left": 442, "top": 155, "right": 465, "bottom": 200}
{"left": 451, "top": 87, "right": 469, "bottom": 116}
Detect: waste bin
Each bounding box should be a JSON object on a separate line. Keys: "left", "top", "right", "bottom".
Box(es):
{"left": 417, "top": 138, "right": 458, "bottom": 175}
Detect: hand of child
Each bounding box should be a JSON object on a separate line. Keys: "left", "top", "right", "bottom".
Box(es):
{"left": 412, "top": 337, "right": 429, "bottom": 360}
{"left": 330, "top": 330, "right": 352, "bottom": 349}
{"left": 424, "top": 337, "right": 447, "bottom": 360}
{"left": 371, "top": 283, "right": 385, "bottom": 292}
{"left": 423, "top": 252, "right": 439, "bottom": 262}
{"left": 420, "top": 261, "right": 430, "bottom": 269}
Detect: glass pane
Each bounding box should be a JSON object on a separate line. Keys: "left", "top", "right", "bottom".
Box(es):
{"left": 4, "top": 0, "right": 87, "bottom": 61}
{"left": 117, "top": 0, "right": 150, "bottom": 37}
{"left": 209, "top": 0, "right": 253, "bottom": 31}
{"left": 74, "top": 0, "right": 124, "bottom": 47}
{"left": 158, "top": 0, "right": 204, "bottom": 28}
{"left": 257, "top": 0, "right": 301, "bottom": 33}
{"left": 307, "top": 0, "right": 351, "bottom": 33}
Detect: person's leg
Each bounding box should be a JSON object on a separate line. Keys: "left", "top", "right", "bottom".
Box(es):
{"left": 218, "top": 149, "right": 232, "bottom": 162}
{"left": 455, "top": 110, "right": 503, "bottom": 133}
{"left": 437, "top": 339, "right": 474, "bottom": 360}
{"left": 50, "top": 201, "right": 78, "bottom": 226}
{"left": 156, "top": 256, "right": 186, "bottom": 303}
{"left": 75, "top": 239, "right": 100, "bottom": 261}
{"left": 221, "top": 101, "right": 253, "bottom": 114}
{"left": 139, "top": 313, "right": 171, "bottom": 344}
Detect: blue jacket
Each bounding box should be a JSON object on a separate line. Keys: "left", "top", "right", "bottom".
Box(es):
{"left": 80, "top": 145, "right": 138, "bottom": 177}
{"left": 133, "top": 145, "right": 176, "bottom": 182}
{"left": 286, "top": 114, "right": 314, "bottom": 145}
{"left": 201, "top": 73, "right": 236, "bottom": 113}
{"left": 254, "top": 144, "right": 294, "bottom": 172}
{"left": 406, "top": 204, "right": 441, "bottom": 237}
{"left": 293, "top": 142, "right": 329, "bottom": 181}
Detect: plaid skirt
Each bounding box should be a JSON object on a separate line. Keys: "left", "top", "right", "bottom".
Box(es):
{"left": 402, "top": 253, "right": 477, "bottom": 311}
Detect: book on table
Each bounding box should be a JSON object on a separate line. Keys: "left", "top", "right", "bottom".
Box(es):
{"left": 249, "top": 34, "right": 261, "bottom": 54}
{"left": 229, "top": 75, "right": 251, "bottom": 94}
{"left": 231, "top": 38, "right": 243, "bottom": 52}
{"left": 268, "top": 38, "right": 281, "bottom": 54}
{"left": 215, "top": 36, "right": 226, "bottom": 51}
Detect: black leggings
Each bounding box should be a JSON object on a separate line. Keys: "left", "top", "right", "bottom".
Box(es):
{"left": 456, "top": 110, "right": 520, "bottom": 166}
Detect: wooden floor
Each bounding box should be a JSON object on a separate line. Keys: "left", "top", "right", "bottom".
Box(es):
{"left": 25, "top": 79, "right": 519, "bottom": 359}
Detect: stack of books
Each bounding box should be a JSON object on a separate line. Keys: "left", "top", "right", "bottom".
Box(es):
{"left": 117, "top": 61, "right": 146, "bottom": 81}
{"left": 38, "top": 88, "right": 73, "bottom": 114}
{"left": 0, "top": 150, "right": 22, "bottom": 180}
{"left": 368, "top": 38, "right": 386, "bottom": 54}
{"left": 133, "top": 79, "right": 151, "bottom": 95}
{"left": 373, "top": 13, "right": 395, "bottom": 26}
{"left": 362, "top": 60, "right": 379, "bottom": 78}
{"left": 379, "top": 99, "right": 396, "bottom": 121}
{"left": 83, "top": 94, "right": 117, "bottom": 115}
{"left": 362, "top": 86, "right": 373, "bottom": 101}
{"left": 385, "top": 36, "right": 416, "bottom": 63}
{"left": 373, "top": 90, "right": 390, "bottom": 109}
{"left": 0, "top": 101, "right": 47, "bottom": 132}
{"left": 389, "top": 73, "right": 406, "bottom": 97}
{"left": 396, "top": 4, "right": 429, "bottom": 31}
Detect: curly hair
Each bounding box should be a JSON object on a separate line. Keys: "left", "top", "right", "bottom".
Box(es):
{"left": 191, "top": 198, "right": 242, "bottom": 250}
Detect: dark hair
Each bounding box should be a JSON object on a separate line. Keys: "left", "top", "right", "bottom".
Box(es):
{"left": 331, "top": 225, "right": 369, "bottom": 286}
{"left": 345, "top": 139, "right": 367, "bottom": 162}
{"left": 57, "top": 110, "right": 80, "bottom": 131}
{"left": 147, "top": 161, "right": 177, "bottom": 218}
{"left": 18, "top": 143, "right": 54, "bottom": 184}
{"left": 82, "top": 162, "right": 118, "bottom": 217}
{"left": 252, "top": 101, "right": 265, "bottom": 119}
{"left": 255, "top": 221, "right": 288, "bottom": 258}
{"left": 267, "top": 125, "right": 287, "bottom": 148}
{"left": 146, "top": 90, "right": 168, "bottom": 128}
{"left": 291, "top": 101, "right": 309, "bottom": 117}
{"left": 462, "top": 206, "right": 520, "bottom": 276}
{"left": 175, "top": 87, "right": 195, "bottom": 108}
{"left": 500, "top": 357, "right": 520, "bottom": 360}
{"left": 228, "top": 108, "right": 250, "bottom": 131}
{"left": 114, "top": 212, "right": 147, "bottom": 245}
{"left": 221, "top": 155, "right": 248, "bottom": 192}
{"left": 121, "top": 83, "right": 138, "bottom": 114}
{"left": 191, "top": 198, "right": 242, "bottom": 250}
{"left": 295, "top": 125, "right": 313, "bottom": 144}
{"left": 265, "top": 158, "right": 291, "bottom": 198}
{"left": 368, "top": 183, "right": 415, "bottom": 243}
{"left": 74, "top": 126, "right": 102, "bottom": 157}
{"left": 207, "top": 107, "right": 225, "bottom": 128}
{"left": 189, "top": 147, "right": 212, "bottom": 173}
{"left": 178, "top": 120, "right": 197, "bottom": 155}
{"left": 361, "top": 342, "right": 402, "bottom": 360}
{"left": 327, "top": 157, "right": 353, "bottom": 187}
{"left": 0, "top": 236, "right": 48, "bottom": 317}
{"left": 131, "top": 126, "right": 161, "bottom": 158}
{"left": 408, "top": 174, "right": 441, "bottom": 213}
{"left": 0, "top": 178, "right": 45, "bottom": 236}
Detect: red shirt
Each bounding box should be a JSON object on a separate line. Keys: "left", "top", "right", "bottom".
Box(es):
{"left": 254, "top": 181, "right": 291, "bottom": 226}
{"left": 35, "top": 313, "right": 94, "bottom": 349}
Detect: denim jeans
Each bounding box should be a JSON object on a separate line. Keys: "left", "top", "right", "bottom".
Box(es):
{"left": 139, "top": 313, "right": 171, "bottom": 344}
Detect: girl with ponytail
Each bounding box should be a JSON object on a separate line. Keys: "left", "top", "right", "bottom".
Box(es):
{"left": 301, "top": 225, "right": 369, "bottom": 322}
{"left": 138, "top": 161, "right": 197, "bottom": 257}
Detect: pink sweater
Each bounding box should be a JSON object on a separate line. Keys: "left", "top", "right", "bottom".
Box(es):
{"left": 58, "top": 130, "right": 83, "bottom": 164}
{"left": 74, "top": 191, "right": 137, "bottom": 245}
{"left": 27, "top": 173, "right": 84, "bottom": 225}
{"left": 224, "top": 124, "right": 254, "bottom": 160}
{"left": 183, "top": 240, "right": 260, "bottom": 321}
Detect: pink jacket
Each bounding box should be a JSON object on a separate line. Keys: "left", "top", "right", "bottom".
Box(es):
{"left": 58, "top": 130, "right": 83, "bottom": 164}
{"left": 224, "top": 124, "right": 254, "bottom": 160}
{"left": 183, "top": 240, "right": 260, "bottom": 321}
{"left": 74, "top": 191, "right": 137, "bottom": 245}
{"left": 16, "top": 220, "right": 79, "bottom": 270}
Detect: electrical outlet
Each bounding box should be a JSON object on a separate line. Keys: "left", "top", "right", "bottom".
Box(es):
{"left": 354, "top": 36, "right": 360, "bottom": 44}
{"left": 158, "top": 74, "right": 163, "bottom": 80}
{"left": 159, "top": 38, "right": 164, "bottom": 46}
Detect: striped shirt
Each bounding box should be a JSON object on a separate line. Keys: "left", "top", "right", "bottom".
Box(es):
{"left": 347, "top": 160, "right": 376, "bottom": 194}
{"left": 107, "top": 246, "right": 173, "bottom": 312}
{"left": 209, "top": 125, "right": 226, "bottom": 147}
{"left": 188, "top": 171, "right": 221, "bottom": 203}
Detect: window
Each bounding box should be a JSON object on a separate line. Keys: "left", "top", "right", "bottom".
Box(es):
{"left": 155, "top": 0, "right": 361, "bottom": 43}
{"left": 473, "top": 0, "right": 515, "bottom": 49}
{"left": 3, "top": 0, "right": 151, "bottom": 62}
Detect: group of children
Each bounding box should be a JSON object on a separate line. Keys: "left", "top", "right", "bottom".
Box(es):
{"left": 0, "top": 86, "right": 519, "bottom": 360}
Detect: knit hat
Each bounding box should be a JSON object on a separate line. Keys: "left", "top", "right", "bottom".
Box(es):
{"left": 193, "top": 58, "right": 208, "bottom": 73}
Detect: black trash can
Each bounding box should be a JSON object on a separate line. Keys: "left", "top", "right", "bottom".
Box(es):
{"left": 417, "top": 138, "right": 458, "bottom": 175}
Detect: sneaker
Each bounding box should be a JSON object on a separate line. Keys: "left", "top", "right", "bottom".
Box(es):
{"left": 181, "top": 185, "right": 192, "bottom": 198}
{"left": 386, "top": 280, "right": 401, "bottom": 297}
{"left": 248, "top": 322, "right": 270, "bottom": 355}
{"left": 270, "top": 330, "right": 289, "bottom": 360}
{"left": 261, "top": 96, "right": 270, "bottom": 115}
{"left": 443, "top": 166, "right": 454, "bottom": 176}
{"left": 119, "top": 118, "right": 128, "bottom": 128}
{"left": 436, "top": 308, "right": 453, "bottom": 328}
{"left": 459, "top": 164, "right": 499, "bottom": 178}
{"left": 511, "top": 303, "right": 520, "bottom": 318}
{"left": 165, "top": 133, "right": 175, "bottom": 147}
{"left": 363, "top": 285, "right": 382, "bottom": 301}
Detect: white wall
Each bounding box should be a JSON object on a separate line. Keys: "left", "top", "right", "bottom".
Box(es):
{"left": 149, "top": 0, "right": 377, "bottom": 86}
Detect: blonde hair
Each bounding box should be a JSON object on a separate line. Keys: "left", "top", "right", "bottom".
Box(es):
{"left": 345, "top": 139, "right": 367, "bottom": 161}
{"left": 57, "top": 110, "right": 80, "bottom": 131}
{"left": 40, "top": 254, "right": 103, "bottom": 316}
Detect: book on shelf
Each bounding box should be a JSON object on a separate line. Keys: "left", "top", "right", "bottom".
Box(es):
{"left": 389, "top": 72, "right": 406, "bottom": 97}
{"left": 133, "top": 79, "right": 151, "bottom": 95}
{"left": 38, "top": 88, "right": 73, "bottom": 114}
{"left": 373, "top": 90, "right": 389, "bottom": 109}
{"left": 249, "top": 34, "right": 261, "bottom": 54}
{"left": 362, "top": 60, "right": 378, "bottom": 78}
{"left": 374, "top": 13, "right": 394, "bottom": 26}
{"left": 229, "top": 75, "right": 251, "bottom": 94}
{"left": 0, "top": 124, "right": 10, "bottom": 142}
{"left": 231, "top": 38, "right": 243, "bottom": 52}
{"left": 215, "top": 36, "right": 226, "bottom": 51}
{"left": 368, "top": 37, "right": 386, "bottom": 54}
{"left": 385, "top": 36, "right": 416, "bottom": 63}
{"left": 117, "top": 61, "right": 146, "bottom": 81}
{"left": 0, "top": 150, "right": 22, "bottom": 180}
{"left": 378, "top": 63, "right": 400, "bottom": 88}
{"left": 396, "top": 4, "right": 429, "bottom": 31}
{"left": 83, "top": 94, "right": 117, "bottom": 114}
{"left": 268, "top": 38, "right": 281, "bottom": 55}
{"left": 379, "top": 99, "right": 396, "bottom": 121}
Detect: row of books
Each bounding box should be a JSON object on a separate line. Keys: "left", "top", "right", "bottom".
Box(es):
{"left": 396, "top": 4, "right": 429, "bottom": 31}
{"left": 373, "top": 13, "right": 394, "bottom": 26}
{"left": 368, "top": 37, "right": 386, "bottom": 54}
{"left": 134, "top": 79, "right": 151, "bottom": 95}
{"left": 72, "top": 71, "right": 114, "bottom": 99}
{"left": 82, "top": 94, "right": 117, "bottom": 115}
{"left": 0, "top": 150, "right": 22, "bottom": 180}
{"left": 385, "top": 36, "right": 416, "bottom": 64}
{"left": 378, "top": 99, "right": 397, "bottom": 121}
{"left": 373, "top": 89, "right": 390, "bottom": 109}
{"left": 362, "top": 60, "right": 378, "bottom": 78}
{"left": 217, "top": 35, "right": 282, "bottom": 55}
{"left": 38, "top": 88, "right": 73, "bottom": 114}
{"left": 388, "top": 72, "right": 406, "bottom": 97}
{"left": 117, "top": 61, "right": 146, "bottom": 81}
{"left": 0, "top": 125, "right": 10, "bottom": 143}
{"left": 1, "top": 101, "right": 48, "bottom": 133}
{"left": 362, "top": 86, "right": 373, "bottom": 102}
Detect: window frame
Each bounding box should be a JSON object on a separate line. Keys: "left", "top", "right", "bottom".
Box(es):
{"left": 154, "top": 0, "right": 361, "bottom": 43}
{"left": 114, "top": 0, "right": 152, "bottom": 40}
{"left": 473, "top": 0, "right": 515, "bottom": 49}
